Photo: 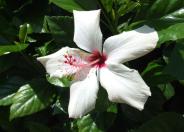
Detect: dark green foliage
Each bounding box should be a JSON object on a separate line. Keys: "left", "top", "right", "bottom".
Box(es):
{"left": 0, "top": 0, "right": 184, "bottom": 131}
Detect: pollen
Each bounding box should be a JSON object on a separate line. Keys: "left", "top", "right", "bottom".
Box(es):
{"left": 63, "top": 54, "right": 76, "bottom": 65}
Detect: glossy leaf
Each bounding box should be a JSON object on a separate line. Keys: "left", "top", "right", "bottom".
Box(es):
{"left": 164, "top": 43, "right": 184, "bottom": 80}
{"left": 75, "top": 0, "right": 98, "bottom": 10}
{"left": 99, "top": 0, "right": 113, "bottom": 13}
{"left": 77, "top": 114, "right": 103, "bottom": 132}
{"left": 133, "top": 112, "right": 184, "bottom": 132}
{"left": 158, "top": 83, "right": 175, "bottom": 100}
{"left": 0, "top": 94, "right": 15, "bottom": 106}
{"left": 47, "top": 75, "right": 71, "bottom": 87}
{"left": 158, "top": 23, "right": 184, "bottom": 45}
{"left": 0, "top": 77, "right": 26, "bottom": 106}
{"left": 0, "top": 0, "right": 184, "bottom": 131}
{"left": 95, "top": 87, "right": 111, "bottom": 112}
{"left": 49, "top": 0, "right": 83, "bottom": 12}
{"left": 43, "top": 16, "right": 74, "bottom": 46}
{"left": 77, "top": 112, "right": 116, "bottom": 132}
{"left": 0, "top": 43, "right": 28, "bottom": 56}
{"left": 153, "top": 8, "right": 184, "bottom": 44}
{"left": 10, "top": 79, "right": 56, "bottom": 120}
{"left": 135, "top": 8, "right": 184, "bottom": 45}
{"left": 120, "top": 86, "right": 166, "bottom": 127}
{"left": 141, "top": 59, "right": 174, "bottom": 86}
{"left": 137, "top": 0, "right": 184, "bottom": 19}
{"left": 161, "top": 8, "right": 184, "bottom": 23}
{"left": 19, "top": 23, "right": 32, "bottom": 43}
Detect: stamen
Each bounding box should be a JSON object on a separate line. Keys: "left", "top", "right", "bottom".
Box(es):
{"left": 63, "top": 50, "right": 107, "bottom": 70}
{"left": 63, "top": 54, "right": 76, "bottom": 65}
{"left": 63, "top": 54, "right": 86, "bottom": 68}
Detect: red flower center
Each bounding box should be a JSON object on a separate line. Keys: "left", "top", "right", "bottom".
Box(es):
{"left": 87, "top": 50, "right": 107, "bottom": 68}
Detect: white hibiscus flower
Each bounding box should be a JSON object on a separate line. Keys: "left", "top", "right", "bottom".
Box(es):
{"left": 37, "top": 10, "right": 159, "bottom": 118}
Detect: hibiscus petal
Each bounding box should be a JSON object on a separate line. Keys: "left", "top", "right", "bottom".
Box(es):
{"left": 100, "top": 63, "right": 151, "bottom": 110}
{"left": 103, "top": 25, "right": 159, "bottom": 63}
{"left": 73, "top": 10, "right": 103, "bottom": 52}
{"left": 68, "top": 68, "right": 99, "bottom": 118}
{"left": 37, "top": 47, "right": 89, "bottom": 78}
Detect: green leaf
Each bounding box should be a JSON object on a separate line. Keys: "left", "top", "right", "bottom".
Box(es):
{"left": 158, "top": 23, "right": 184, "bottom": 45}
{"left": 19, "top": 23, "right": 32, "bottom": 43}
{"left": 164, "top": 42, "right": 184, "bottom": 80}
{"left": 179, "top": 80, "right": 184, "bottom": 86}
{"left": 16, "top": 0, "right": 49, "bottom": 32}
{"left": 0, "top": 94, "right": 15, "bottom": 106}
{"left": 161, "top": 8, "right": 184, "bottom": 23}
{"left": 107, "top": 104, "right": 117, "bottom": 114}
{"left": 43, "top": 16, "right": 75, "bottom": 46}
{"left": 26, "top": 122, "right": 51, "bottom": 132}
{"left": 0, "top": 107, "right": 16, "bottom": 132}
{"left": 0, "top": 0, "right": 6, "bottom": 7}
{"left": 99, "top": 0, "right": 113, "bottom": 13}
{"left": 134, "top": 3, "right": 184, "bottom": 44}
{"left": 0, "top": 43, "right": 28, "bottom": 56}
{"left": 136, "top": 7, "right": 184, "bottom": 45}
{"left": 77, "top": 112, "right": 116, "bottom": 132}
{"left": 0, "top": 54, "right": 15, "bottom": 73}
{"left": 77, "top": 94, "right": 117, "bottom": 132}
{"left": 0, "top": 77, "right": 26, "bottom": 106}
{"left": 0, "top": 15, "right": 18, "bottom": 42}
{"left": 141, "top": 59, "right": 174, "bottom": 86}
{"left": 10, "top": 79, "right": 56, "bottom": 120}
{"left": 144, "top": 8, "right": 184, "bottom": 45}
{"left": 75, "top": 0, "right": 98, "bottom": 10}
{"left": 47, "top": 75, "right": 71, "bottom": 87}
{"left": 49, "top": 0, "right": 83, "bottom": 12}
{"left": 49, "top": 0, "right": 98, "bottom": 12}
{"left": 95, "top": 87, "right": 111, "bottom": 112}
{"left": 121, "top": 86, "right": 166, "bottom": 126}
{"left": 52, "top": 99, "right": 67, "bottom": 115}
{"left": 77, "top": 114, "right": 103, "bottom": 132}
{"left": 117, "top": 0, "right": 140, "bottom": 17}
{"left": 56, "top": 89, "right": 69, "bottom": 114}
{"left": 137, "top": 0, "right": 184, "bottom": 19}
{"left": 133, "top": 112, "right": 184, "bottom": 132}
{"left": 37, "top": 40, "right": 55, "bottom": 56}
{"left": 158, "top": 83, "right": 175, "bottom": 100}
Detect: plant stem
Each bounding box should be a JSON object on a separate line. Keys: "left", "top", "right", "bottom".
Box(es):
{"left": 97, "top": 0, "right": 117, "bottom": 34}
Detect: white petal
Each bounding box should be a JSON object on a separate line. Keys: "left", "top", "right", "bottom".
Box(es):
{"left": 100, "top": 63, "right": 151, "bottom": 110}
{"left": 68, "top": 68, "right": 99, "bottom": 118}
{"left": 73, "top": 10, "right": 103, "bottom": 52}
{"left": 103, "top": 25, "right": 159, "bottom": 63}
{"left": 37, "top": 47, "right": 89, "bottom": 78}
